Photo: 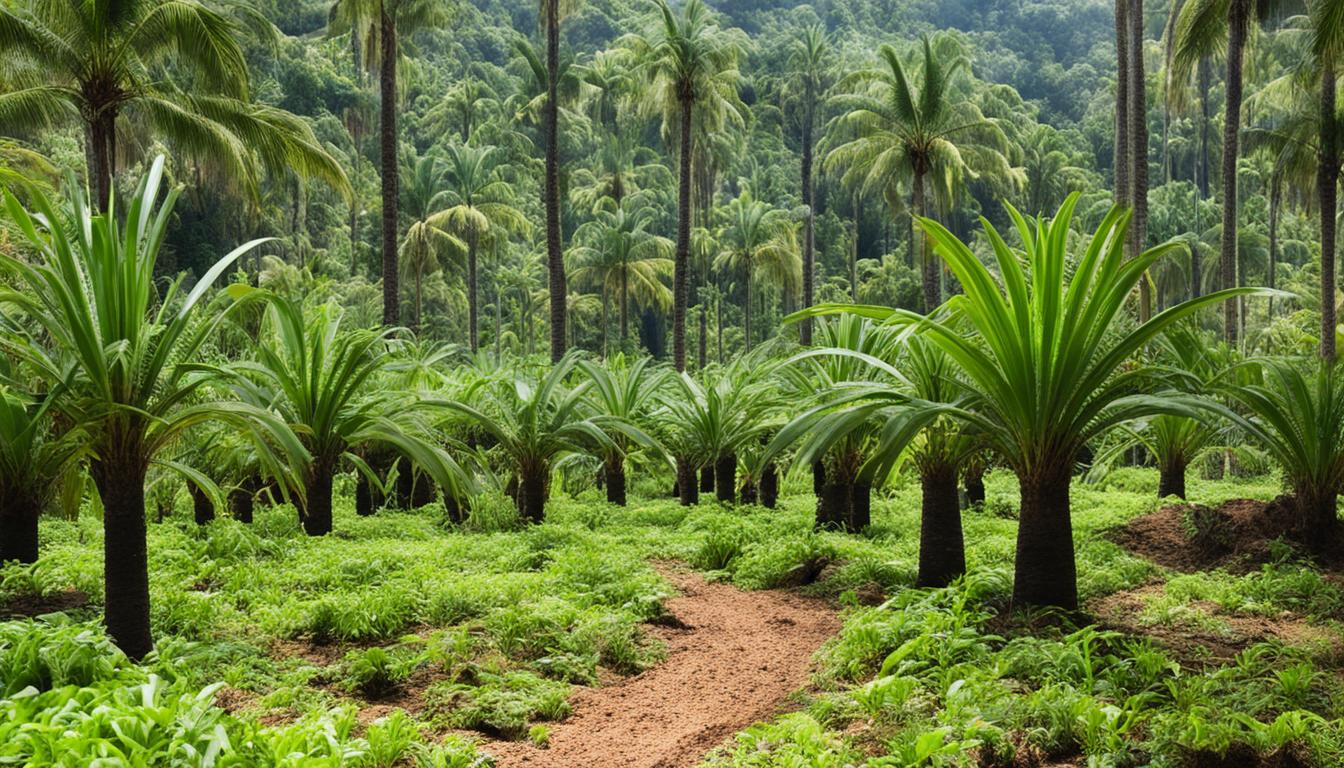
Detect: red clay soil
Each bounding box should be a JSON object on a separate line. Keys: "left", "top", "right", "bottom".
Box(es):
{"left": 479, "top": 565, "right": 841, "bottom": 768}
{"left": 1110, "top": 497, "right": 1309, "bottom": 573}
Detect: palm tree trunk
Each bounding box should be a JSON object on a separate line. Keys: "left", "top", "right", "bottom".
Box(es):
{"left": 414, "top": 273, "right": 423, "bottom": 334}
{"left": 544, "top": 0, "right": 566, "bottom": 363}
{"left": 673, "top": 97, "right": 694, "bottom": 372}
{"left": 1129, "top": 0, "right": 1151, "bottom": 322}
{"left": 1221, "top": 0, "right": 1248, "bottom": 345}
{"left": 716, "top": 293, "right": 724, "bottom": 363}
{"left": 1114, "top": 0, "right": 1131, "bottom": 206}
{"left": 379, "top": 4, "right": 400, "bottom": 327}
{"left": 1295, "top": 488, "right": 1338, "bottom": 546}
{"left": 0, "top": 492, "right": 40, "bottom": 564}
{"left": 356, "top": 471, "right": 375, "bottom": 516}
{"left": 620, "top": 271, "right": 629, "bottom": 342}
{"left": 89, "top": 112, "right": 116, "bottom": 211}
{"left": 190, "top": 483, "right": 214, "bottom": 526}
{"left": 760, "top": 462, "right": 778, "bottom": 509}
{"left": 302, "top": 459, "right": 335, "bottom": 536}
{"left": 917, "top": 461, "right": 964, "bottom": 588}
{"left": 91, "top": 455, "right": 152, "bottom": 660}
{"left": 468, "top": 235, "right": 479, "bottom": 352}
{"left": 1193, "top": 59, "right": 1211, "bottom": 300}
{"left": 229, "top": 477, "right": 256, "bottom": 524}
{"left": 1269, "top": 174, "right": 1280, "bottom": 319}
{"left": 715, "top": 454, "right": 736, "bottom": 504}
{"left": 677, "top": 458, "right": 699, "bottom": 506}
{"left": 744, "top": 265, "right": 753, "bottom": 350}
{"left": 1012, "top": 464, "right": 1078, "bottom": 610}
{"left": 700, "top": 465, "right": 715, "bottom": 494}
{"left": 964, "top": 465, "right": 986, "bottom": 509}
{"left": 800, "top": 110, "right": 815, "bottom": 345}
{"left": 914, "top": 170, "right": 936, "bottom": 313}
{"left": 604, "top": 454, "right": 626, "bottom": 506}
{"left": 851, "top": 194, "right": 861, "bottom": 302}
{"left": 1321, "top": 54, "right": 1338, "bottom": 363}
{"left": 518, "top": 464, "right": 547, "bottom": 523}
{"left": 848, "top": 482, "right": 871, "bottom": 532}
{"left": 1158, "top": 457, "right": 1187, "bottom": 499}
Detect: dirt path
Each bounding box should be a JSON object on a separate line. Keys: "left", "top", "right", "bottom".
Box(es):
{"left": 480, "top": 565, "right": 841, "bottom": 768}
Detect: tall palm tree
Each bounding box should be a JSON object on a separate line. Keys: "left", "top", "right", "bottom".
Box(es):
{"left": 784, "top": 22, "right": 833, "bottom": 346}
{"left": 330, "top": 0, "right": 450, "bottom": 326}
{"left": 1128, "top": 0, "right": 1152, "bottom": 321}
{"left": 400, "top": 152, "right": 465, "bottom": 332}
{"left": 569, "top": 199, "right": 674, "bottom": 353}
{"left": 713, "top": 190, "right": 802, "bottom": 350}
{"left": 626, "top": 0, "right": 745, "bottom": 372}
{"left": 425, "top": 144, "right": 529, "bottom": 352}
{"left": 0, "top": 159, "right": 302, "bottom": 658}
{"left": 0, "top": 0, "right": 348, "bottom": 209}
{"left": 540, "top": 0, "right": 582, "bottom": 363}
{"left": 826, "top": 35, "right": 1018, "bottom": 314}
{"left": 1174, "top": 0, "right": 1286, "bottom": 345}
{"left": 1313, "top": 0, "right": 1344, "bottom": 361}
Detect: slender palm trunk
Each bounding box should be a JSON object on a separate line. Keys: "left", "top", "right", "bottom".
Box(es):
{"left": 620, "top": 270, "right": 629, "bottom": 342}
{"left": 1114, "top": 0, "right": 1131, "bottom": 207}
{"left": 673, "top": 97, "right": 694, "bottom": 372}
{"left": 604, "top": 454, "right": 626, "bottom": 506}
{"left": 89, "top": 111, "right": 117, "bottom": 211}
{"left": 677, "top": 458, "right": 699, "bottom": 506}
{"left": 1129, "top": 0, "right": 1151, "bottom": 322}
{"left": 743, "top": 265, "right": 753, "bottom": 350}
{"left": 302, "top": 459, "right": 335, "bottom": 536}
{"left": 414, "top": 274, "right": 423, "bottom": 333}
{"left": 92, "top": 454, "right": 152, "bottom": 660}
{"left": 468, "top": 235, "right": 479, "bottom": 352}
{"left": 379, "top": 5, "right": 400, "bottom": 327}
{"left": 1269, "top": 175, "right": 1280, "bottom": 319}
{"left": 1012, "top": 464, "right": 1078, "bottom": 610}
{"left": 1221, "top": 0, "right": 1248, "bottom": 345}
{"left": 715, "top": 454, "right": 736, "bottom": 504}
{"left": 1158, "top": 457, "right": 1187, "bottom": 499}
{"left": 800, "top": 110, "right": 815, "bottom": 345}
{"left": 1192, "top": 60, "right": 1211, "bottom": 300}
{"left": 1321, "top": 55, "right": 1338, "bottom": 363}
{"left": 0, "top": 492, "right": 40, "bottom": 564}
{"left": 963, "top": 465, "right": 986, "bottom": 509}
{"left": 917, "top": 462, "right": 965, "bottom": 588}
{"left": 356, "top": 472, "right": 375, "bottom": 516}
{"left": 851, "top": 194, "right": 861, "bottom": 301}
{"left": 914, "top": 170, "right": 937, "bottom": 313}
{"left": 544, "top": 0, "right": 566, "bottom": 362}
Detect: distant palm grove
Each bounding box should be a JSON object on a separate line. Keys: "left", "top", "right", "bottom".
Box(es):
{"left": 3, "top": 0, "right": 1344, "bottom": 766}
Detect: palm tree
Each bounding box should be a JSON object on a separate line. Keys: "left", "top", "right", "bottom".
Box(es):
{"left": 1313, "top": 0, "right": 1344, "bottom": 361}
{"left": 626, "top": 0, "right": 745, "bottom": 372}
{"left": 232, "top": 297, "right": 468, "bottom": 536}
{"left": 795, "top": 196, "right": 1257, "bottom": 610}
{"left": 578, "top": 355, "right": 666, "bottom": 505}
{"left": 784, "top": 22, "right": 833, "bottom": 346}
{"left": 426, "top": 144, "right": 530, "bottom": 352}
{"left": 0, "top": 0, "right": 348, "bottom": 209}
{"left": 437, "top": 354, "right": 613, "bottom": 522}
{"left": 1173, "top": 0, "right": 1286, "bottom": 345}
{"left": 0, "top": 158, "right": 301, "bottom": 658}
{"left": 400, "top": 152, "right": 465, "bottom": 332}
{"left": 826, "top": 36, "right": 1017, "bottom": 314}
{"left": 713, "top": 190, "right": 802, "bottom": 350}
{"left": 0, "top": 382, "right": 85, "bottom": 563}
{"left": 540, "top": 0, "right": 582, "bottom": 363}
{"left": 330, "top": 0, "right": 450, "bottom": 326}
{"left": 568, "top": 199, "right": 674, "bottom": 353}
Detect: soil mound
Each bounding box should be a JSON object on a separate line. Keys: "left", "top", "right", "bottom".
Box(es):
{"left": 1111, "top": 497, "right": 1302, "bottom": 572}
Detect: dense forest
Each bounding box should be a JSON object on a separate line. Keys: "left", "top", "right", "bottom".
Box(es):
{"left": 3, "top": 0, "right": 1344, "bottom": 765}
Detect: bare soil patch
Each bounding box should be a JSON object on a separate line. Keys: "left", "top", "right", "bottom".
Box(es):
{"left": 0, "top": 588, "right": 90, "bottom": 619}
{"left": 1111, "top": 497, "right": 1309, "bottom": 573}
{"left": 479, "top": 565, "right": 840, "bottom": 768}
{"left": 1090, "top": 584, "right": 1343, "bottom": 665}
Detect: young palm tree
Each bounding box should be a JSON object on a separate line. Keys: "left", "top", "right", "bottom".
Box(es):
{"left": 329, "top": 0, "right": 450, "bottom": 326}
{"left": 784, "top": 22, "right": 833, "bottom": 346}
{"left": 426, "top": 144, "right": 530, "bottom": 352}
{"left": 826, "top": 35, "right": 1018, "bottom": 313}
{"left": 400, "top": 152, "right": 465, "bottom": 332}
{"left": 795, "top": 196, "right": 1256, "bottom": 610}
{"left": 626, "top": 0, "right": 745, "bottom": 372}
{"left": 436, "top": 354, "right": 614, "bottom": 522}
{"left": 232, "top": 297, "right": 469, "bottom": 536}
{"left": 714, "top": 190, "right": 802, "bottom": 350}
{"left": 0, "top": 0, "right": 348, "bottom": 209}
{"left": 568, "top": 199, "right": 674, "bottom": 353}
{"left": 578, "top": 355, "right": 666, "bottom": 505}
{"left": 1222, "top": 358, "right": 1344, "bottom": 544}
{"left": 0, "top": 158, "right": 301, "bottom": 658}
{"left": 0, "top": 382, "right": 85, "bottom": 563}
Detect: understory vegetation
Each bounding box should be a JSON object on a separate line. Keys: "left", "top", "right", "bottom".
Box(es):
{"left": 4, "top": 470, "right": 1344, "bottom": 766}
